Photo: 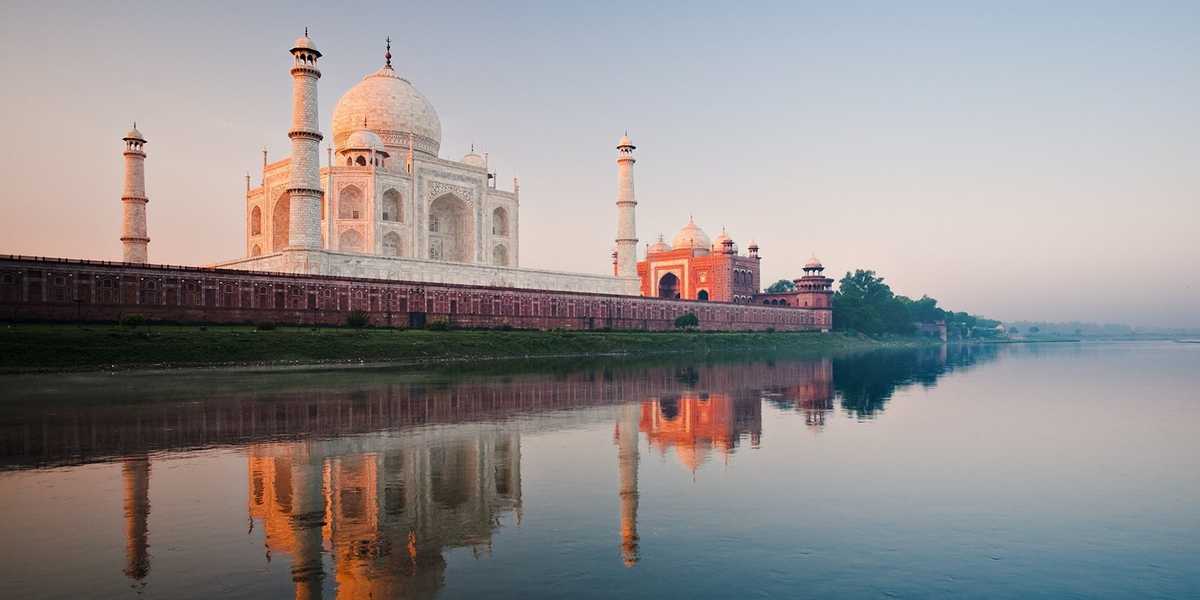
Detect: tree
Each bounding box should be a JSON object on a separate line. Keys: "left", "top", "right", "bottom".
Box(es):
{"left": 1028, "top": 326, "right": 1040, "bottom": 334}
{"left": 674, "top": 312, "right": 699, "bottom": 329}
{"left": 766, "top": 279, "right": 796, "bottom": 293}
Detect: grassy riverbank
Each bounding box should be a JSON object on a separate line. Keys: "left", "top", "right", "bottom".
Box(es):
{"left": 0, "top": 323, "right": 942, "bottom": 373}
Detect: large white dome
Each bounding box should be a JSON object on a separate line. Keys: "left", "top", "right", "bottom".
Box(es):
{"left": 331, "top": 65, "right": 441, "bottom": 158}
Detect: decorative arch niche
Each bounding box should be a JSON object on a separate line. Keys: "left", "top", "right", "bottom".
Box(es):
{"left": 339, "top": 185, "right": 364, "bottom": 220}
{"left": 492, "top": 206, "right": 509, "bottom": 236}
{"left": 493, "top": 244, "right": 508, "bottom": 266}
{"left": 382, "top": 232, "right": 403, "bottom": 257}
{"left": 339, "top": 229, "right": 365, "bottom": 253}
{"left": 250, "top": 206, "right": 262, "bottom": 236}
{"left": 271, "top": 193, "right": 290, "bottom": 251}
{"left": 428, "top": 193, "right": 472, "bottom": 262}
{"left": 382, "top": 189, "right": 402, "bottom": 222}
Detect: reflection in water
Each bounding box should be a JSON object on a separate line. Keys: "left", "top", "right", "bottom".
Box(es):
{"left": 122, "top": 456, "right": 151, "bottom": 584}
{"left": 0, "top": 347, "right": 1000, "bottom": 598}
{"left": 246, "top": 429, "right": 522, "bottom": 599}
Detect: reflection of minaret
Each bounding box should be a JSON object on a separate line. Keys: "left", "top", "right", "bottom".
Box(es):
{"left": 122, "top": 456, "right": 151, "bottom": 582}
{"left": 616, "top": 404, "right": 640, "bottom": 567}
{"left": 291, "top": 454, "right": 326, "bottom": 600}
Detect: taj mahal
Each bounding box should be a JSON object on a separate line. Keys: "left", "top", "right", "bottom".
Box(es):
{"left": 113, "top": 32, "right": 832, "bottom": 308}
{"left": 0, "top": 31, "right": 837, "bottom": 331}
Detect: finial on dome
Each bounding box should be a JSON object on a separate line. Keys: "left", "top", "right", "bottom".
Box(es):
{"left": 362, "top": 116, "right": 368, "bottom": 128}
{"left": 304, "top": 27, "right": 308, "bottom": 37}
{"left": 385, "top": 36, "right": 392, "bottom": 68}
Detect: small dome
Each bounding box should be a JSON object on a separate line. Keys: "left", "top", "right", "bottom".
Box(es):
{"left": 291, "top": 35, "right": 320, "bottom": 56}
{"left": 711, "top": 228, "right": 735, "bottom": 253}
{"left": 123, "top": 126, "right": 145, "bottom": 142}
{"left": 648, "top": 234, "right": 670, "bottom": 255}
{"left": 672, "top": 218, "right": 711, "bottom": 252}
{"left": 617, "top": 133, "right": 634, "bottom": 148}
{"left": 462, "top": 151, "right": 485, "bottom": 168}
{"left": 343, "top": 129, "right": 387, "bottom": 155}
{"left": 804, "top": 256, "right": 823, "bottom": 269}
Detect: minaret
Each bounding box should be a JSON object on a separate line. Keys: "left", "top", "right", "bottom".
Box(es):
{"left": 120, "top": 125, "right": 149, "bottom": 263}
{"left": 286, "top": 31, "right": 324, "bottom": 250}
{"left": 616, "top": 404, "right": 640, "bottom": 567}
{"left": 614, "top": 133, "right": 638, "bottom": 277}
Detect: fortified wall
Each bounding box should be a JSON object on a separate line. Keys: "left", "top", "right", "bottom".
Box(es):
{"left": 0, "top": 256, "right": 832, "bottom": 331}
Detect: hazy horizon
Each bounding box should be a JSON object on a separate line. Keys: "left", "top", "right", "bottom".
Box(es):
{"left": 1, "top": 2, "right": 1196, "bottom": 327}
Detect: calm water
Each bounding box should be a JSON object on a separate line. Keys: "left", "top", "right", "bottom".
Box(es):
{"left": 0, "top": 342, "right": 1197, "bottom": 599}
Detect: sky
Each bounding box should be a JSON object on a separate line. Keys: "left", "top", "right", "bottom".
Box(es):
{"left": 1, "top": 1, "right": 1197, "bottom": 328}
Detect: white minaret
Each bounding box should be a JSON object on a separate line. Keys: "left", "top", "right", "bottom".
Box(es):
{"left": 615, "top": 133, "right": 638, "bottom": 277}
{"left": 120, "top": 125, "right": 149, "bottom": 263}
{"left": 286, "top": 31, "right": 324, "bottom": 250}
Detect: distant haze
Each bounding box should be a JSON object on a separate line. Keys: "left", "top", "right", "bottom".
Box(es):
{"left": 1, "top": 2, "right": 1196, "bottom": 327}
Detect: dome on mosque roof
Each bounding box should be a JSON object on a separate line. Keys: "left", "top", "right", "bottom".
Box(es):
{"left": 332, "top": 65, "right": 442, "bottom": 157}
{"left": 462, "top": 150, "right": 485, "bottom": 168}
{"left": 123, "top": 126, "right": 145, "bottom": 141}
{"left": 617, "top": 133, "right": 634, "bottom": 148}
{"left": 648, "top": 234, "right": 670, "bottom": 255}
{"left": 804, "top": 256, "right": 823, "bottom": 269}
{"left": 291, "top": 35, "right": 320, "bottom": 55}
{"left": 343, "top": 128, "right": 387, "bottom": 154}
{"left": 672, "top": 218, "right": 712, "bottom": 252}
{"left": 712, "top": 228, "right": 735, "bottom": 253}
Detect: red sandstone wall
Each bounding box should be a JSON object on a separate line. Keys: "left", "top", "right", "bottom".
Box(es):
{"left": 0, "top": 256, "right": 831, "bottom": 332}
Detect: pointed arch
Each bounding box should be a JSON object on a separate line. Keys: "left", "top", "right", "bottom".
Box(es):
{"left": 428, "top": 193, "right": 471, "bottom": 262}
{"left": 339, "top": 185, "right": 364, "bottom": 220}
{"left": 492, "top": 206, "right": 509, "bottom": 236}
{"left": 271, "top": 193, "right": 290, "bottom": 251}
{"left": 493, "top": 244, "right": 508, "bottom": 266}
{"left": 339, "top": 229, "right": 365, "bottom": 253}
{"left": 250, "top": 206, "right": 262, "bottom": 236}
{"left": 382, "top": 189, "right": 402, "bottom": 222}
{"left": 382, "top": 231, "right": 402, "bottom": 257}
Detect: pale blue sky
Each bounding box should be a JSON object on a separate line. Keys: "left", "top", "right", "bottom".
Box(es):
{"left": 1, "top": 1, "right": 1197, "bottom": 327}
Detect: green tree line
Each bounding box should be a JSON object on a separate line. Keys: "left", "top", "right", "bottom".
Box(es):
{"left": 831, "top": 269, "right": 998, "bottom": 337}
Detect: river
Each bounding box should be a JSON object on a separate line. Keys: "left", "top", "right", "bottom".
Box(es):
{"left": 0, "top": 342, "right": 1196, "bottom": 598}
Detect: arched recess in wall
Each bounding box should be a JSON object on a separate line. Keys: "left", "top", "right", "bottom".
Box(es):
{"left": 250, "top": 206, "right": 262, "bottom": 236}
{"left": 339, "top": 229, "right": 365, "bottom": 253}
{"left": 250, "top": 244, "right": 262, "bottom": 257}
{"left": 382, "top": 232, "right": 402, "bottom": 257}
{"left": 339, "top": 185, "right": 364, "bottom": 220}
{"left": 697, "top": 289, "right": 709, "bottom": 301}
{"left": 493, "top": 244, "right": 508, "bottom": 266}
{"left": 492, "top": 207, "right": 509, "bottom": 236}
{"left": 658, "top": 273, "right": 680, "bottom": 299}
{"left": 271, "top": 193, "right": 290, "bottom": 251}
{"left": 382, "top": 189, "right": 402, "bottom": 222}
{"left": 428, "top": 193, "right": 471, "bottom": 262}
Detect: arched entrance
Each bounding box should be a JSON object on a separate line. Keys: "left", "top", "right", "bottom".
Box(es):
{"left": 658, "top": 273, "right": 680, "bottom": 299}
{"left": 697, "top": 289, "right": 709, "bottom": 302}
{"left": 429, "top": 194, "right": 471, "bottom": 262}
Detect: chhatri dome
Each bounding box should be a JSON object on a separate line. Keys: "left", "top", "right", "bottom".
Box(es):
{"left": 711, "top": 227, "right": 735, "bottom": 253}
{"left": 331, "top": 39, "right": 442, "bottom": 158}
{"left": 342, "top": 127, "right": 387, "bottom": 155}
{"left": 647, "top": 234, "right": 670, "bottom": 254}
{"left": 804, "top": 256, "right": 824, "bottom": 270}
{"left": 672, "top": 217, "right": 712, "bottom": 252}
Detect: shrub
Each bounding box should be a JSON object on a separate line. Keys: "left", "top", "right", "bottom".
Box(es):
{"left": 255, "top": 322, "right": 277, "bottom": 331}
{"left": 346, "top": 310, "right": 369, "bottom": 328}
{"left": 120, "top": 314, "right": 146, "bottom": 329}
{"left": 673, "top": 312, "right": 699, "bottom": 329}
{"left": 427, "top": 319, "right": 451, "bottom": 331}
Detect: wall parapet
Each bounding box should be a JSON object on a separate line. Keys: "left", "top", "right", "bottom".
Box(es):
{"left": 0, "top": 255, "right": 831, "bottom": 332}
